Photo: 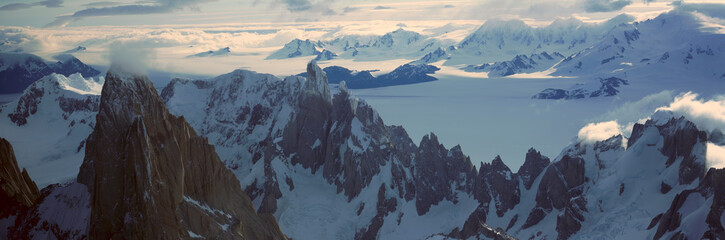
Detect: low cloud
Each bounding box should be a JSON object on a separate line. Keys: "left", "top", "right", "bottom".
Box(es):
{"left": 82, "top": 1, "right": 124, "bottom": 8}
{"left": 582, "top": 0, "right": 632, "bottom": 12}
{"left": 706, "top": 143, "right": 725, "bottom": 169}
{"left": 108, "top": 41, "right": 157, "bottom": 75}
{"left": 45, "top": 0, "right": 215, "bottom": 27}
{"left": 0, "top": 0, "right": 63, "bottom": 11}
{"left": 373, "top": 6, "right": 393, "bottom": 10}
{"left": 671, "top": 0, "right": 725, "bottom": 19}
{"left": 578, "top": 121, "right": 623, "bottom": 144}
{"left": 656, "top": 92, "right": 725, "bottom": 134}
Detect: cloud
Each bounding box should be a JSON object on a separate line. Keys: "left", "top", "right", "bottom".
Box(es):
{"left": 706, "top": 142, "right": 725, "bottom": 169}
{"left": 373, "top": 6, "right": 393, "bottom": 10}
{"left": 342, "top": 6, "right": 359, "bottom": 13}
{"left": 108, "top": 40, "right": 157, "bottom": 75}
{"left": 284, "top": 0, "right": 312, "bottom": 11}
{"left": 655, "top": 92, "right": 725, "bottom": 134}
{"left": 671, "top": 1, "right": 725, "bottom": 19}
{"left": 443, "top": 5, "right": 455, "bottom": 8}
{"left": 582, "top": 0, "right": 632, "bottom": 12}
{"left": 45, "top": 0, "right": 215, "bottom": 27}
{"left": 596, "top": 90, "right": 675, "bottom": 124}
{"left": 0, "top": 0, "right": 63, "bottom": 11}
{"left": 578, "top": 121, "right": 623, "bottom": 144}
{"left": 82, "top": 1, "right": 124, "bottom": 7}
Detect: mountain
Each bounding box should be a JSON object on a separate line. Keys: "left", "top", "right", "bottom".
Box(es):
{"left": 1, "top": 66, "right": 289, "bottom": 239}
{"left": 314, "top": 49, "right": 338, "bottom": 61}
{"left": 552, "top": 12, "right": 725, "bottom": 80}
{"left": 63, "top": 46, "right": 86, "bottom": 54}
{"left": 266, "top": 39, "right": 322, "bottom": 59}
{"left": 445, "top": 14, "right": 634, "bottom": 66}
{"left": 162, "top": 61, "right": 724, "bottom": 239}
{"left": 532, "top": 77, "right": 629, "bottom": 99}
{"left": 269, "top": 28, "right": 448, "bottom": 61}
{"left": 410, "top": 47, "right": 451, "bottom": 65}
{"left": 295, "top": 63, "right": 439, "bottom": 89}
{"left": 463, "top": 51, "right": 565, "bottom": 77}
{"left": 0, "top": 137, "right": 40, "bottom": 212}
{"left": 0, "top": 73, "right": 102, "bottom": 187}
{"left": 0, "top": 53, "right": 100, "bottom": 94}
{"left": 187, "top": 47, "right": 231, "bottom": 58}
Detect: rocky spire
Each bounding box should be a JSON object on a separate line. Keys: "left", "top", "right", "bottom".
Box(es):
{"left": 77, "top": 67, "right": 287, "bottom": 239}
{"left": 0, "top": 138, "right": 40, "bottom": 209}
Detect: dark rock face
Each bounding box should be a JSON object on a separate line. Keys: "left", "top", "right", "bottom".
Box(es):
{"left": 464, "top": 51, "right": 564, "bottom": 77}
{"left": 0, "top": 138, "right": 40, "bottom": 211}
{"left": 523, "top": 153, "right": 587, "bottom": 238}
{"left": 656, "top": 117, "right": 707, "bottom": 184}
{"left": 414, "top": 135, "right": 477, "bottom": 215}
{"left": 49, "top": 56, "right": 101, "bottom": 77}
{"left": 480, "top": 156, "right": 520, "bottom": 217}
{"left": 652, "top": 168, "right": 725, "bottom": 239}
{"left": 518, "top": 148, "right": 551, "bottom": 190}
{"left": 532, "top": 77, "right": 629, "bottom": 99}
{"left": 76, "top": 68, "right": 286, "bottom": 239}
{"left": 7, "top": 87, "right": 43, "bottom": 126}
{"left": 298, "top": 64, "right": 439, "bottom": 89}
{"left": 0, "top": 53, "right": 52, "bottom": 94}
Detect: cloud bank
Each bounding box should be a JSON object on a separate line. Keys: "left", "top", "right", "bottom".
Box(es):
{"left": 578, "top": 121, "right": 623, "bottom": 144}
{"left": 46, "top": 0, "right": 215, "bottom": 27}
{"left": 656, "top": 92, "right": 725, "bottom": 134}
{"left": 0, "top": 0, "right": 63, "bottom": 11}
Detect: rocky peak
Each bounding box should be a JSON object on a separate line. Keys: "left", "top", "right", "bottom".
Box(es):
{"left": 518, "top": 148, "right": 551, "bottom": 190}
{"left": 76, "top": 67, "right": 286, "bottom": 239}
{"left": 480, "top": 155, "right": 520, "bottom": 217}
{"left": 0, "top": 138, "right": 40, "bottom": 210}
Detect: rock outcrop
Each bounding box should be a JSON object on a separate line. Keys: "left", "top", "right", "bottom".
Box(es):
{"left": 75, "top": 67, "right": 286, "bottom": 239}
{"left": 0, "top": 138, "right": 40, "bottom": 212}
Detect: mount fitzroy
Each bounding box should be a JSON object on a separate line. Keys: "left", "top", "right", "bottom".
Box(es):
{"left": 0, "top": 67, "right": 287, "bottom": 239}
{"left": 0, "top": 61, "right": 723, "bottom": 239}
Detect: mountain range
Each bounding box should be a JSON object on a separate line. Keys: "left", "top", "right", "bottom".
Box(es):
{"left": 2, "top": 60, "right": 722, "bottom": 239}
{"left": 0, "top": 53, "right": 100, "bottom": 94}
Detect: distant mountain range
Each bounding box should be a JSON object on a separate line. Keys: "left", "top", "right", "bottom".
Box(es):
{"left": 0, "top": 52, "right": 100, "bottom": 94}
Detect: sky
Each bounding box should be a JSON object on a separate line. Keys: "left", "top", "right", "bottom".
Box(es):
{"left": 1, "top": 0, "right": 718, "bottom": 28}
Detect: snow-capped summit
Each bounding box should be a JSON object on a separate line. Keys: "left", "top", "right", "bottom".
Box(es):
{"left": 0, "top": 52, "right": 100, "bottom": 94}
{"left": 552, "top": 11, "right": 725, "bottom": 80}
{"left": 0, "top": 73, "right": 102, "bottom": 187}
{"left": 447, "top": 14, "right": 635, "bottom": 65}
{"left": 266, "top": 39, "right": 322, "bottom": 59}
{"left": 187, "top": 47, "right": 232, "bottom": 58}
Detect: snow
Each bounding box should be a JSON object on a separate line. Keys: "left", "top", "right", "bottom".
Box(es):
{"left": 188, "top": 230, "right": 204, "bottom": 239}
{"left": 0, "top": 74, "right": 100, "bottom": 187}
{"left": 706, "top": 142, "right": 725, "bottom": 169}
{"left": 655, "top": 92, "right": 725, "bottom": 134}
{"left": 183, "top": 196, "right": 233, "bottom": 219}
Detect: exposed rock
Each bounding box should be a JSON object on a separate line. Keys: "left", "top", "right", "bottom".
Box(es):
{"left": 532, "top": 77, "right": 629, "bottom": 100}
{"left": 0, "top": 138, "right": 40, "bottom": 210}
{"left": 517, "top": 148, "right": 551, "bottom": 190}
{"left": 76, "top": 67, "right": 286, "bottom": 239}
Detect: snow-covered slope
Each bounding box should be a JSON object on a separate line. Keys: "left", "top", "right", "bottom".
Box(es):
{"left": 0, "top": 53, "right": 100, "bottom": 94}
{"left": 0, "top": 73, "right": 102, "bottom": 187}
{"left": 552, "top": 11, "right": 725, "bottom": 80}
{"left": 187, "top": 47, "right": 231, "bottom": 58}
{"left": 463, "top": 51, "right": 565, "bottom": 77}
{"left": 446, "top": 14, "right": 634, "bottom": 66}
{"left": 162, "top": 61, "right": 725, "bottom": 239}
{"left": 266, "top": 39, "right": 322, "bottom": 59}
{"left": 269, "top": 28, "right": 450, "bottom": 61}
